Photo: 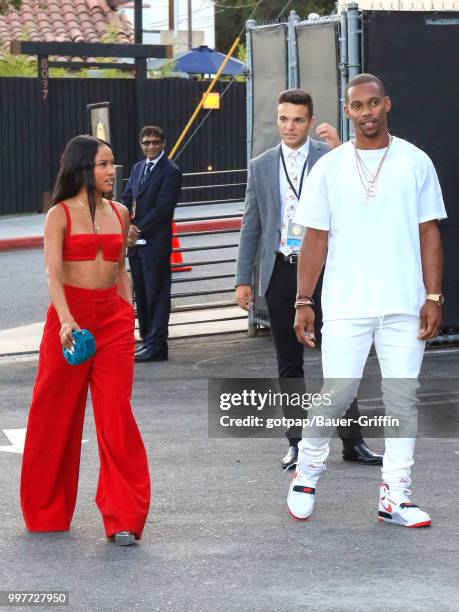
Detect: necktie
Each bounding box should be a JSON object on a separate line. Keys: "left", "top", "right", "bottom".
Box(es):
{"left": 280, "top": 151, "right": 299, "bottom": 255}
{"left": 142, "top": 161, "right": 153, "bottom": 184}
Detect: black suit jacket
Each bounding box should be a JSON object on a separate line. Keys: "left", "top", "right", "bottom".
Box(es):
{"left": 122, "top": 154, "right": 182, "bottom": 261}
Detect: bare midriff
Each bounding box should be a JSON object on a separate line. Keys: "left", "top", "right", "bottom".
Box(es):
{"left": 61, "top": 256, "right": 119, "bottom": 290}
{"left": 58, "top": 198, "right": 124, "bottom": 289}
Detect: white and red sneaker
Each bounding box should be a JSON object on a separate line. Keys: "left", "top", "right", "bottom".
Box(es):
{"left": 378, "top": 482, "right": 431, "bottom": 528}
{"left": 287, "top": 462, "right": 325, "bottom": 520}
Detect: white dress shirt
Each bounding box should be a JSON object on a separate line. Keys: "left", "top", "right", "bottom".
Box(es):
{"left": 143, "top": 150, "right": 164, "bottom": 178}
{"left": 278, "top": 139, "right": 310, "bottom": 254}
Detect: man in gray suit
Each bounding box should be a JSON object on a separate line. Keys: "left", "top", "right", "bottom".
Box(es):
{"left": 235, "top": 89, "right": 382, "bottom": 469}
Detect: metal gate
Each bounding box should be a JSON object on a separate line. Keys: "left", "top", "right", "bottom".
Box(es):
{"left": 245, "top": 7, "right": 361, "bottom": 334}
{"left": 170, "top": 168, "right": 247, "bottom": 337}
{"left": 244, "top": 5, "right": 459, "bottom": 343}
{"left": 117, "top": 168, "right": 248, "bottom": 338}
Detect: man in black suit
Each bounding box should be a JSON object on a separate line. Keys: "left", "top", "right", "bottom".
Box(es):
{"left": 122, "top": 125, "right": 182, "bottom": 362}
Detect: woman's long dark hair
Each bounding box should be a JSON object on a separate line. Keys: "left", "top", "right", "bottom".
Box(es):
{"left": 51, "top": 135, "right": 112, "bottom": 225}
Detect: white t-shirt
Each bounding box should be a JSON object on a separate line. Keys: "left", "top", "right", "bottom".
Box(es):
{"left": 294, "top": 136, "right": 447, "bottom": 321}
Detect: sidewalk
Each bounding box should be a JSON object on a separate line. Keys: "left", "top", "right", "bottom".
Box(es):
{"left": 0, "top": 201, "right": 244, "bottom": 252}
{"left": 0, "top": 307, "right": 248, "bottom": 355}
{"left": 0, "top": 213, "right": 46, "bottom": 250}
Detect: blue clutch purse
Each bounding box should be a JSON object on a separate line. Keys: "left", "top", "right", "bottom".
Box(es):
{"left": 62, "top": 329, "right": 96, "bottom": 366}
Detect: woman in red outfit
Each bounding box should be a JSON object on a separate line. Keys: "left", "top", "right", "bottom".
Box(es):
{"left": 20, "top": 135, "right": 150, "bottom": 546}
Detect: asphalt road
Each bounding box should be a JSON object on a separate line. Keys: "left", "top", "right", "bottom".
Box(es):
{"left": 0, "top": 332, "right": 458, "bottom": 611}
{"left": 0, "top": 250, "right": 48, "bottom": 330}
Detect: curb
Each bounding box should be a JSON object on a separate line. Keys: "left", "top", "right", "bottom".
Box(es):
{"left": 175, "top": 217, "right": 241, "bottom": 234}
{"left": 0, "top": 218, "right": 242, "bottom": 252}
{"left": 0, "top": 236, "right": 44, "bottom": 251}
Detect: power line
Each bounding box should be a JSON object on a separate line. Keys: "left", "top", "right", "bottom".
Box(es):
{"left": 172, "top": 0, "right": 265, "bottom": 160}
{"left": 213, "top": 0, "right": 258, "bottom": 8}
{"left": 276, "top": 0, "right": 294, "bottom": 20}
{"left": 141, "top": 3, "right": 216, "bottom": 29}
{"left": 173, "top": 74, "right": 240, "bottom": 163}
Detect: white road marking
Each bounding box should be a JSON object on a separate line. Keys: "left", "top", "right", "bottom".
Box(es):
{"left": 425, "top": 347, "right": 459, "bottom": 355}
{"left": 0, "top": 428, "right": 88, "bottom": 455}
{"left": 0, "top": 429, "right": 25, "bottom": 453}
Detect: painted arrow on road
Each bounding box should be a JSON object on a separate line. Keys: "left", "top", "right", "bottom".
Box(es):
{"left": 0, "top": 429, "right": 26, "bottom": 453}
{"left": 0, "top": 429, "right": 89, "bottom": 454}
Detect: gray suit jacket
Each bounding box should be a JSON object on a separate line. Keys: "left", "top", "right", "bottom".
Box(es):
{"left": 235, "top": 138, "right": 329, "bottom": 296}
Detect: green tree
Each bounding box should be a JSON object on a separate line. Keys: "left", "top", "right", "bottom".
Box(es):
{"left": 0, "top": 26, "right": 35, "bottom": 76}
{"left": 215, "top": 0, "right": 335, "bottom": 52}
{"left": 0, "top": 0, "right": 22, "bottom": 14}
{"left": 0, "top": 49, "right": 36, "bottom": 76}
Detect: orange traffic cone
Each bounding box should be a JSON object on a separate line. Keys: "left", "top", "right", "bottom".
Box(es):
{"left": 170, "top": 221, "right": 192, "bottom": 272}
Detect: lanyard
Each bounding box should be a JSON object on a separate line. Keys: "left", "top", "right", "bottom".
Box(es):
{"left": 280, "top": 148, "right": 309, "bottom": 201}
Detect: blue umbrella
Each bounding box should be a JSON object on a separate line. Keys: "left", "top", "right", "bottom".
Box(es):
{"left": 173, "top": 45, "right": 244, "bottom": 76}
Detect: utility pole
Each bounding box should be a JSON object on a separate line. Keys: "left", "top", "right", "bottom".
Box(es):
{"left": 169, "top": 0, "right": 174, "bottom": 32}
{"left": 188, "top": 0, "right": 192, "bottom": 49}
{"left": 170, "top": 0, "right": 179, "bottom": 50}
{"left": 134, "top": 0, "right": 143, "bottom": 45}
{"left": 134, "top": 0, "right": 146, "bottom": 136}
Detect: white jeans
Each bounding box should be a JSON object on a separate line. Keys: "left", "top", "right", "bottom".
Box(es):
{"left": 298, "top": 314, "right": 425, "bottom": 485}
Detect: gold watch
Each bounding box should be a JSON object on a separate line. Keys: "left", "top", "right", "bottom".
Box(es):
{"left": 426, "top": 293, "right": 444, "bottom": 306}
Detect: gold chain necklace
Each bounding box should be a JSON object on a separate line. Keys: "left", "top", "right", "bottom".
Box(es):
{"left": 77, "top": 199, "right": 105, "bottom": 234}
{"left": 353, "top": 135, "right": 393, "bottom": 200}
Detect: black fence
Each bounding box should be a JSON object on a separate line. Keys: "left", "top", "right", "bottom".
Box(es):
{"left": 0, "top": 77, "right": 247, "bottom": 215}
{"left": 363, "top": 10, "right": 459, "bottom": 331}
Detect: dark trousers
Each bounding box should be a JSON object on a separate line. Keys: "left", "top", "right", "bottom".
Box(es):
{"left": 129, "top": 253, "right": 171, "bottom": 352}
{"left": 264, "top": 257, "right": 362, "bottom": 443}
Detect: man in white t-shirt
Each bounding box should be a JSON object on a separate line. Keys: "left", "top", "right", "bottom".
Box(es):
{"left": 236, "top": 89, "right": 382, "bottom": 470}
{"left": 287, "top": 73, "right": 446, "bottom": 528}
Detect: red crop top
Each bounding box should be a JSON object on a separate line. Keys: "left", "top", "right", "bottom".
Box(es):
{"left": 60, "top": 201, "right": 124, "bottom": 262}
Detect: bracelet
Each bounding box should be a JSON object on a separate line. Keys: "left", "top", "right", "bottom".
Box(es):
{"left": 294, "top": 299, "right": 314, "bottom": 309}
{"left": 296, "top": 292, "right": 314, "bottom": 303}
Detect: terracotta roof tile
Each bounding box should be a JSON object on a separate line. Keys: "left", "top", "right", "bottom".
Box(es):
{"left": 88, "top": 0, "right": 111, "bottom": 13}
{"left": 0, "top": 0, "right": 134, "bottom": 59}
{"left": 75, "top": 4, "right": 90, "bottom": 16}
{"left": 70, "top": 31, "right": 84, "bottom": 41}
{"left": 95, "top": 21, "right": 108, "bottom": 35}
{"left": 108, "top": 0, "right": 131, "bottom": 7}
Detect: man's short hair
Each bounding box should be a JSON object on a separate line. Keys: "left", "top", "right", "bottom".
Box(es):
{"left": 140, "top": 125, "right": 165, "bottom": 141}
{"left": 345, "top": 73, "right": 386, "bottom": 102}
{"left": 278, "top": 89, "right": 313, "bottom": 118}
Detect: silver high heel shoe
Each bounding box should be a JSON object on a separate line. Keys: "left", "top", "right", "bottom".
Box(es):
{"left": 112, "top": 531, "right": 136, "bottom": 546}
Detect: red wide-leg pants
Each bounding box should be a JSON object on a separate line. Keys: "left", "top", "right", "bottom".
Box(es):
{"left": 20, "top": 285, "right": 151, "bottom": 539}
